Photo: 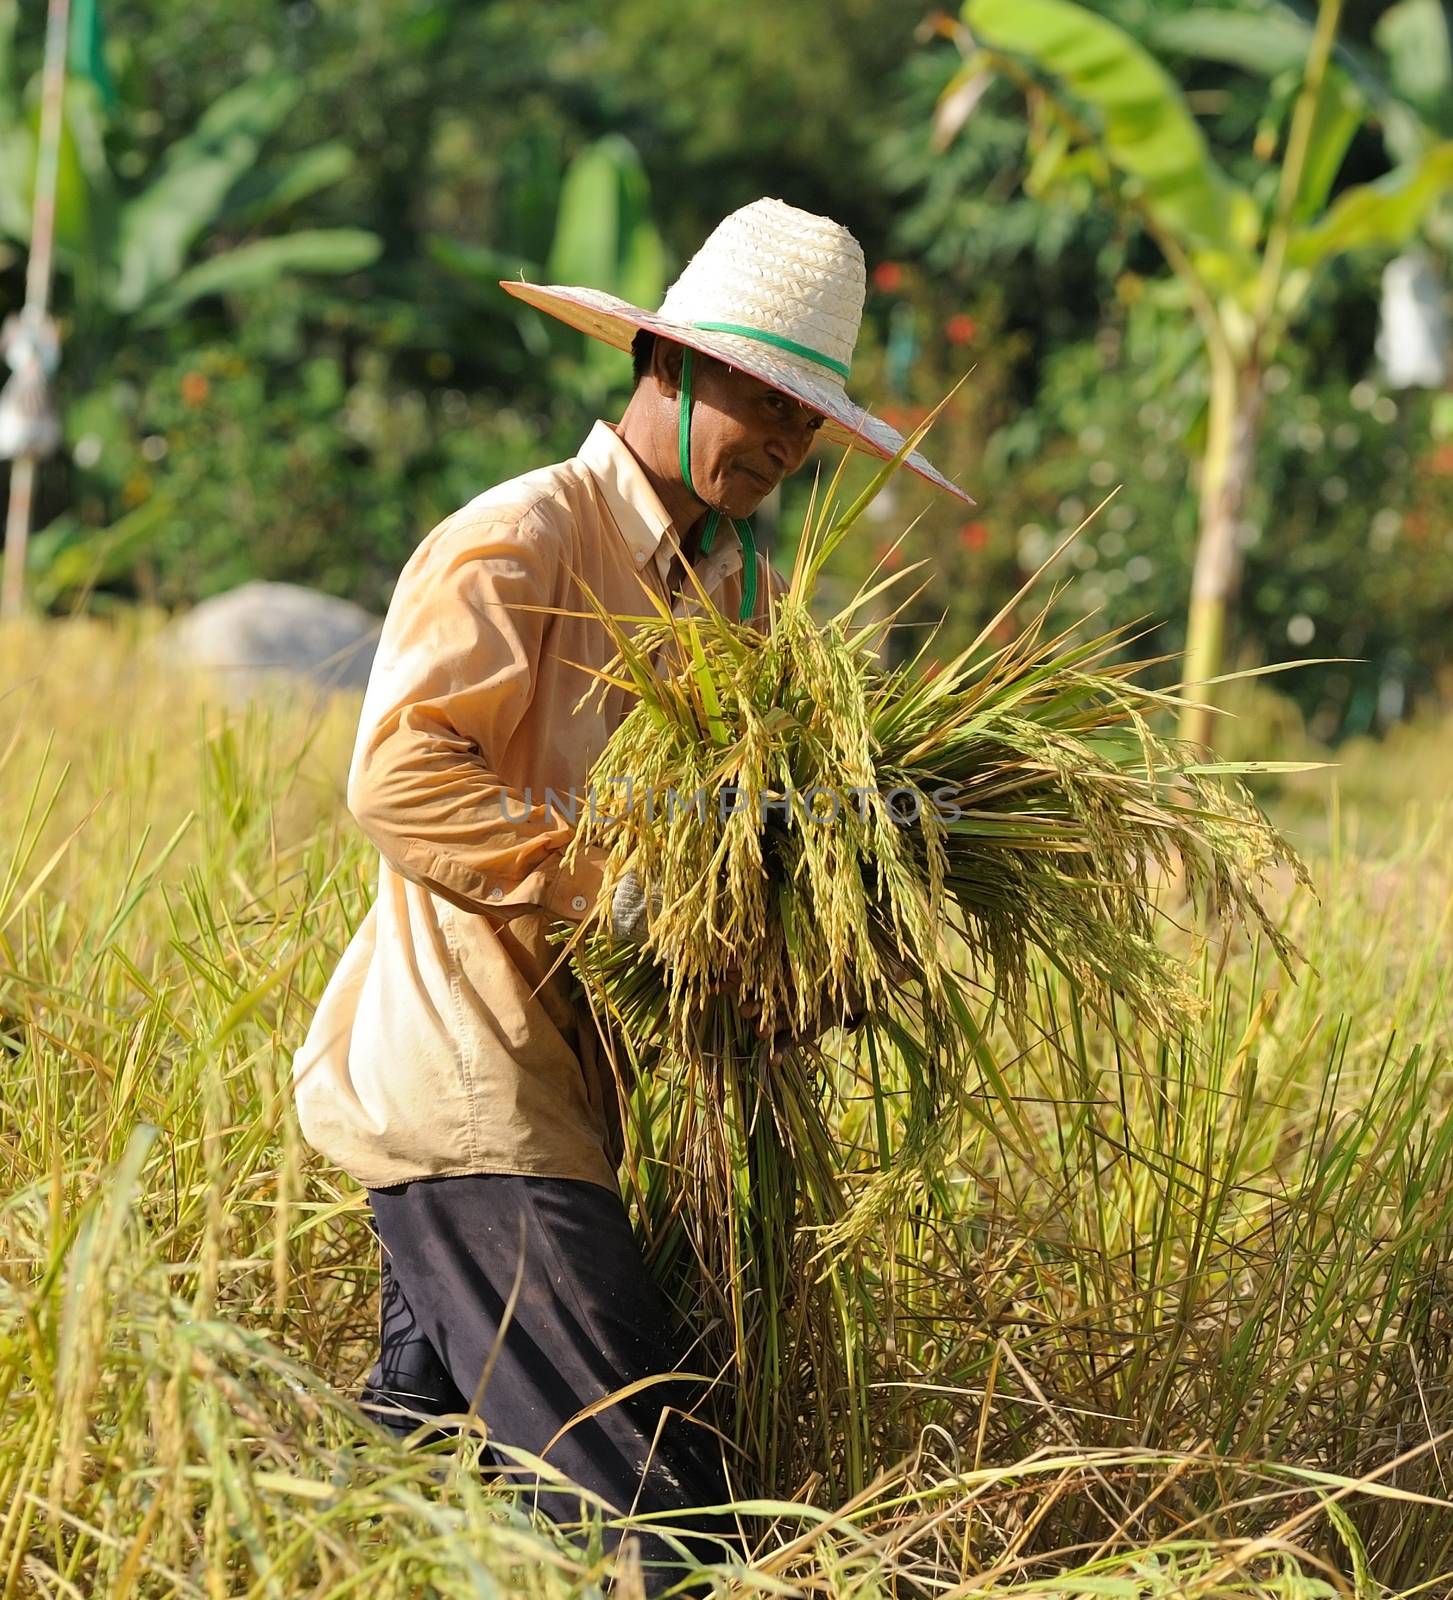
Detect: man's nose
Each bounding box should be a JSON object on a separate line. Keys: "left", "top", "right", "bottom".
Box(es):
{"left": 767, "top": 418, "right": 817, "bottom": 472}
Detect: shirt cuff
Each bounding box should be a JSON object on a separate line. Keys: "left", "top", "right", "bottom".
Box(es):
{"left": 485, "top": 843, "right": 610, "bottom": 924}
{"left": 390, "top": 836, "right": 609, "bottom": 925}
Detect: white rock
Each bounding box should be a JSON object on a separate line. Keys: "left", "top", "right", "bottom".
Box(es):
{"left": 167, "top": 581, "right": 380, "bottom": 698}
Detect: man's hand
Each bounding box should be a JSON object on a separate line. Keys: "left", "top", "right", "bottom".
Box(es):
{"left": 609, "top": 869, "right": 662, "bottom": 944}
{"left": 728, "top": 970, "right": 867, "bottom": 1065}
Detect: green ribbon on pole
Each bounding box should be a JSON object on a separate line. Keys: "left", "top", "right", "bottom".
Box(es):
{"left": 68, "top": 0, "right": 117, "bottom": 112}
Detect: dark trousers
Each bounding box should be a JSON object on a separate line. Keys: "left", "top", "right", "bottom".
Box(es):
{"left": 361, "top": 1173, "right": 742, "bottom": 1593}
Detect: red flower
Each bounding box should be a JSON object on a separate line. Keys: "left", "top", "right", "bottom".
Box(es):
{"left": 872, "top": 261, "right": 904, "bottom": 294}
{"left": 180, "top": 371, "right": 210, "bottom": 407}
{"left": 958, "top": 520, "right": 989, "bottom": 552}
{"left": 945, "top": 313, "right": 977, "bottom": 346}
{"left": 874, "top": 541, "right": 904, "bottom": 570}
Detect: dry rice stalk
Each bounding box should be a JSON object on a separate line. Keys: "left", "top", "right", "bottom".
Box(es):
{"left": 550, "top": 438, "right": 1312, "bottom": 1502}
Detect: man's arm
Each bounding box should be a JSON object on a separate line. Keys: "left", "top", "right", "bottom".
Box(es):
{"left": 346, "top": 504, "right": 605, "bottom": 925}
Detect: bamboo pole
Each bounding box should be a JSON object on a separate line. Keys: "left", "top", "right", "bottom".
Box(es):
{"left": 1, "top": 0, "right": 71, "bottom": 620}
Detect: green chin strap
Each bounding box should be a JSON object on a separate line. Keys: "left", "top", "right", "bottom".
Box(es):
{"left": 677, "top": 346, "right": 758, "bottom": 625}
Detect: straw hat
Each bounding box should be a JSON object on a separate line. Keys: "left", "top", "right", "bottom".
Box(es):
{"left": 500, "top": 197, "right": 973, "bottom": 505}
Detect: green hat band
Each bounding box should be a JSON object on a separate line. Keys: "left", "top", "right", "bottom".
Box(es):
{"left": 676, "top": 346, "right": 758, "bottom": 626}
{"left": 689, "top": 320, "right": 851, "bottom": 381}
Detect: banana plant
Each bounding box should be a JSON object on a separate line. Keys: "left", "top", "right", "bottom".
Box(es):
{"left": 1149, "top": 0, "right": 1453, "bottom": 169}
{"left": 1153, "top": 2, "right": 1453, "bottom": 398}
{"left": 953, "top": 0, "right": 1453, "bottom": 745}
{"left": 0, "top": 0, "right": 378, "bottom": 333}
{"left": 428, "top": 132, "right": 667, "bottom": 405}
{"left": 0, "top": 0, "right": 378, "bottom": 614}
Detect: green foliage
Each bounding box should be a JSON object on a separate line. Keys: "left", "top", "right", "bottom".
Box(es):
{"left": 945, "top": 281, "right": 1453, "bottom": 737}
{"left": 1290, "top": 141, "right": 1453, "bottom": 268}
{"left": 1148, "top": 9, "right": 1329, "bottom": 80}
{"left": 432, "top": 131, "right": 668, "bottom": 404}
{"left": 1377, "top": 0, "right": 1453, "bottom": 129}
{"left": 964, "top": 0, "right": 1258, "bottom": 258}
{"left": 56, "top": 308, "right": 582, "bottom": 609}
{"left": 24, "top": 490, "right": 176, "bottom": 610}
{"left": 111, "top": 75, "right": 302, "bottom": 312}
{"left": 135, "top": 228, "right": 381, "bottom": 328}
{"left": 962, "top": 0, "right": 1450, "bottom": 336}
{"left": 545, "top": 135, "right": 665, "bottom": 307}
{"left": 873, "top": 47, "right": 1128, "bottom": 311}
{"left": 888, "top": 0, "right": 1453, "bottom": 737}
{"left": 574, "top": 0, "right": 924, "bottom": 237}
{"left": 0, "top": 0, "right": 1446, "bottom": 736}
{"left": 0, "top": 50, "right": 377, "bottom": 325}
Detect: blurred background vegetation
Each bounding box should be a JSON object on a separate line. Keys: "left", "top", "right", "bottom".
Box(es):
{"left": 1, "top": 0, "right": 1450, "bottom": 742}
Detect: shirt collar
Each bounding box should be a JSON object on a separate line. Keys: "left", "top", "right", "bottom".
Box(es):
{"left": 577, "top": 419, "right": 675, "bottom": 575}
{"left": 577, "top": 419, "right": 744, "bottom": 589}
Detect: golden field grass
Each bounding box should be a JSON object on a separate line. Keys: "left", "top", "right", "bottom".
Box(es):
{"left": 2, "top": 613, "right": 1452, "bottom": 1598}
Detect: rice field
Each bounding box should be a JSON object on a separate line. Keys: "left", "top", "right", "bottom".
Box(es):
{"left": 2, "top": 612, "right": 1453, "bottom": 1598}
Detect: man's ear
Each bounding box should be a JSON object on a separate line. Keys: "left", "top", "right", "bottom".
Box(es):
{"left": 653, "top": 339, "right": 685, "bottom": 397}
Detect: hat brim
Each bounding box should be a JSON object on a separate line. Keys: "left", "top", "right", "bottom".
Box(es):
{"left": 500, "top": 279, "right": 974, "bottom": 506}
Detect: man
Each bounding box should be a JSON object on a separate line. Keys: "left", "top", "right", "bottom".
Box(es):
{"left": 292, "top": 196, "right": 969, "bottom": 1593}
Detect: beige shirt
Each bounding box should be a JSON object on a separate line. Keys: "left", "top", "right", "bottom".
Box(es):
{"left": 292, "top": 420, "right": 787, "bottom": 1193}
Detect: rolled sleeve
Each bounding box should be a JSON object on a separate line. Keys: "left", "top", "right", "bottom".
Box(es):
{"left": 347, "top": 505, "right": 606, "bottom": 925}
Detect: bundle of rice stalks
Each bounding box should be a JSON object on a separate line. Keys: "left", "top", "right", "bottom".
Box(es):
{"left": 552, "top": 439, "right": 1311, "bottom": 1505}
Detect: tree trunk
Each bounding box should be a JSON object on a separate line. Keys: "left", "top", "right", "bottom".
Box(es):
{"left": 1179, "top": 353, "right": 1264, "bottom": 749}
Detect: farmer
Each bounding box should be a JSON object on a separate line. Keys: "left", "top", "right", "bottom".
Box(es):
{"left": 291, "top": 196, "right": 968, "bottom": 1591}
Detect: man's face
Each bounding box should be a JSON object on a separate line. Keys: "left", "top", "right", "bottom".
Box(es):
{"left": 667, "top": 348, "right": 825, "bottom": 519}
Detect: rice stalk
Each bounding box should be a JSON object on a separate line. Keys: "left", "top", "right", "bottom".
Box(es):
{"left": 556, "top": 463, "right": 1312, "bottom": 1502}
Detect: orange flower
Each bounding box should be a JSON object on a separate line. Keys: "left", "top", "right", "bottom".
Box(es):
{"left": 945, "top": 312, "right": 977, "bottom": 345}
{"left": 874, "top": 541, "right": 904, "bottom": 570}
{"left": 180, "top": 371, "right": 210, "bottom": 407}
{"left": 958, "top": 520, "right": 988, "bottom": 552}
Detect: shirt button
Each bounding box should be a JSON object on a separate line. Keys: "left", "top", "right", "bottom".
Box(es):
{"left": 570, "top": 895, "right": 587, "bottom": 912}
{"left": 487, "top": 886, "right": 503, "bottom": 901}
